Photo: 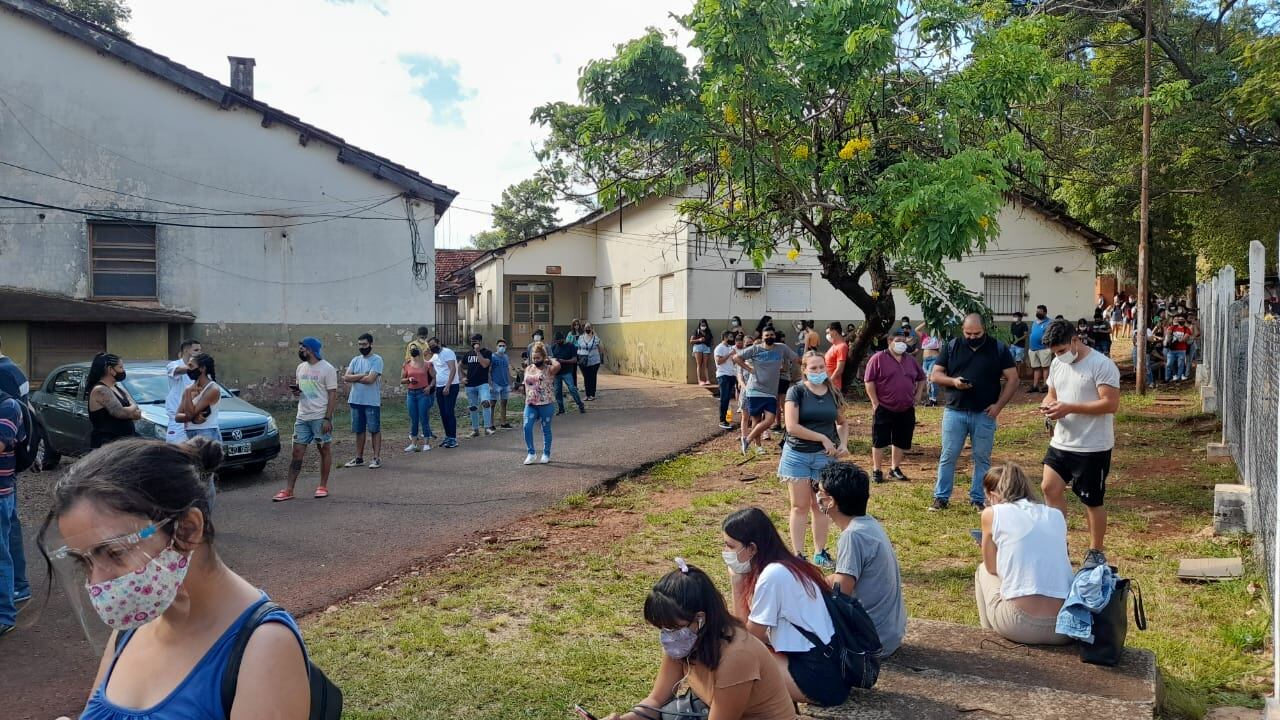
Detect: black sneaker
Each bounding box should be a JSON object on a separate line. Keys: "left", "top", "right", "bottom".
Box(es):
{"left": 718, "top": 421, "right": 734, "bottom": 430}
{"left": 889, "top": 467, "right": 909, "bottom": 481}
{"left": 872, "top": 470, "right": 886, "bottom": 484}
{"left": 972, "top": 500, "right": 986, "bottom": 512}
{"left": 500, "top": 423, "right": 513, "bottom": 429}
{"left": 557, "top": 408, "right": 566, "bottom": 416}
{"left": 929, "top": 498, "right": 948, "bottom": 512}
{"left": 1082, "top": 548, "right": 1108, "bottom": 570}
{"left": 579, "top": 405, "right": 586, "bottom": 414}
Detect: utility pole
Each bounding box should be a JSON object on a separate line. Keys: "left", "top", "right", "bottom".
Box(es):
{"left": 1135, "top": 0, "right": 1153, "bottom": 395}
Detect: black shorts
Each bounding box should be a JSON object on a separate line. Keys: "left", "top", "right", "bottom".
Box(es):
{"left": 1043, "top": 446, "right": 1111, "bottom": 507}
{"left": 778, "top": 378, "right": 791, "bottom": 395}
{"left": 871, "top": 406, "right": 916, "bottom": 450}
{"left": 787, "top": 645, "right": 849, "bottom": 707}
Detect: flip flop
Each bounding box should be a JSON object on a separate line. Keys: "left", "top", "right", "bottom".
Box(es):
{"left": 272, "top": 490, "right": 294, "bottom": 502}
{"left": 314, "top": 487, "right": 329, "bottom": 499}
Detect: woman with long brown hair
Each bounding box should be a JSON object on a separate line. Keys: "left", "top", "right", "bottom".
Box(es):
{"left": 86, "top": 353, "right": 141, "bottom": 449}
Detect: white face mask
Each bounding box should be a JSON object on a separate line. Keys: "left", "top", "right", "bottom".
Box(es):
{"left": 722, "top": 548, "right": 752, "bottom": 575}
{"left": 891, "top": 342, "right": 908, "bottom": 355}
{"left": 1058, "top": 350, "right": 1078, "bottom": 365}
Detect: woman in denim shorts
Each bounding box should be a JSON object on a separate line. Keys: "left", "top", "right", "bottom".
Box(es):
{"left": 779, "top": 352, "right": 848, "bottom": 569}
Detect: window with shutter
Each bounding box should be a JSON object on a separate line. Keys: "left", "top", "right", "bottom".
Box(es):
{"left": 620, "top": 284, "right": 632, "bottom": 317}
{"left": 766, "top": 273, "right": 811, "bottom": 312}
{"left": 602, "top": 286, "right": 614, "bottom": 318}
{"left": 90, "top": 222, "right": 157, "bottom": 299}
{"left": 659, "top": 274, "right": 675, "bottom": 313}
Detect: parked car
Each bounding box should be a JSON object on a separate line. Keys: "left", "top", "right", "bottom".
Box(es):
{"left": 31, "top": 361, "right": 281, "bottom": 473}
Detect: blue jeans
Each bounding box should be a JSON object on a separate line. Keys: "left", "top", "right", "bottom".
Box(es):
{"left": 933, "top": 408, "right": 997, "bottom": 504}
{"left": 523, "top": 403, "right": 555, "bottom": 455}
{"left": 406, "top": 389, "right": 435, "bottom": 439}
{"left": 1132, "top": 346, "right": 1154, "bottom": 385}
{"left": 922, "top": 357, "right": 938, "bottom": 402}
{"left": 436, "top": 384, "right": 460, "bottom": 440}
{"left": 718, "top": 374, "right": 737, "bottom": 423}
{"left": 465, "top": 384, "right": 493, "bottom": 430}
{"left": 1166, "top": 350, "right": 1187, "bottom": 380}
{"left": 554, "top": 373, "right": 583, "bottom": 412}
{"left": 0, "top": 491, "right": 30, "bottom": 627}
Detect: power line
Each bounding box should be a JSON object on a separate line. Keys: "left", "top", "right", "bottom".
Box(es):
{"left": 0, "top": 193, "right": 402, "bottom": 230}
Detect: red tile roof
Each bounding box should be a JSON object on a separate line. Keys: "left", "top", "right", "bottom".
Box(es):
{"left": 436, "top": 249, "right": 484, "bottom": 284}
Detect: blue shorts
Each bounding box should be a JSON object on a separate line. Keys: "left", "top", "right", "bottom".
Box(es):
{"left": 777, "top": 444, "right": 832, "bottom": 481}
{"left": 1011, "top": 346, "right": 1026, "bottom": 363}
{"left": 492, "top": 385, "right": 511, "bottom": 400}
{"left": 692, "top": 344, "right": 711, "bottom": 355}
{"left": 293, "top": 418, "right": 332, "bottom": 445}
{"left": 746, "top": 395, "right": 779, "bottom": 418}
{"left": 350, "top": 404, "right": 381, "bottom": 434}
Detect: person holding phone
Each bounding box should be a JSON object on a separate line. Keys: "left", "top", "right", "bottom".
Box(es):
{"left": 780, "top": 351, "right": 847, "bottom": 569}
{"left": 400, "top": 345, "right": 436, "bottom": 452}
{"left": 274, "top": 338, "right": 337, "bottom": 501}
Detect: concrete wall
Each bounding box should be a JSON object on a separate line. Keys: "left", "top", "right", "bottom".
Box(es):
{"left": 105, "top": 324, "right": 168, "bottom": 361}
{"left": 0, "top": 323, "right": 30, "bottom": 377}
{"left": 595, "top": 320, "right": 690, "bottom": 383}
{"left": 0, "top": 13, "right": 438, "bottom": 387}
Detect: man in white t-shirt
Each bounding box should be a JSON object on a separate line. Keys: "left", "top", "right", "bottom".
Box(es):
{"left": 1039, "top": 320, "right": 1121, "bottom": 570}
{"left": 164, "top": 339, "right": 201, "bottom": 444}
{"left": 274, "top": 337, "right": 338, "bottom": 502}
{"left": 713, "top": 331, "right": 738, "bottom": 431}
{"left": 427, "top": 337, "right": 461, "bottom": 448}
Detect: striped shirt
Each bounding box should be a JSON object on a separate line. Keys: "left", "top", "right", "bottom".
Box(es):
{"left": 0, "top": 397, "right": 23, "bottom": 495}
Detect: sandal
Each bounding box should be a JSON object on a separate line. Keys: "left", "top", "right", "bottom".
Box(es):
{"left": 314, "top": 487, "right": 329, "bottom": 499}
{"left": 272, "top": 490, "right": 295, "bottom": 502}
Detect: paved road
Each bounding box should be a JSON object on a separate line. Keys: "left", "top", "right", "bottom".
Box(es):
{"left": 3, "top": 373, "right": 717, "bottom": 718}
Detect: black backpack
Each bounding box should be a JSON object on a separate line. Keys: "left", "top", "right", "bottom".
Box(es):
{"left": 222, "top": 601, "right": 343, "bottom": 719}
{"left": 790, "top": 585, "right": 883, "bottom": 690}
{"left": 0, "top": 390, "right": 40, "bottom": 473}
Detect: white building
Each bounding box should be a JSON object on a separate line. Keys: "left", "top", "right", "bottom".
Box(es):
{"left": 0, "top": 0, "right": 456, "bottom": 390}
{"left": 452, "top": 191, "right": 1115, "bottom": 383}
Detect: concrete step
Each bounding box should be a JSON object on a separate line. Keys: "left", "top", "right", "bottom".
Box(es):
{"left": 803, "top": 619, "right": 1161, "bottom": 720}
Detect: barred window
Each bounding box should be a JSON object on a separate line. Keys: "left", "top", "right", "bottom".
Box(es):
{"left": 983, "top": 275, "right": 1026, "bottom": 315}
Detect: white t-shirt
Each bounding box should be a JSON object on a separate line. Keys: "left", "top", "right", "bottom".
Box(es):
{"left": 747, "top": 562, "right": 835, "bottom": 653}
{"left": 165, "top": 359, "right": 193, "bottom": 427}
{"left": 993, "top": 500, "right": 1073, "bottom": 600}
{"left": 714, "top": 343, "right": 737, "bottom": 378}
{"left": 431, "top": 347, "right": 460, "bottom": 387}
{"left": 1048, "top": 348, "right": 1120, "bottom": 453}
{"left": 295, "top": 360, "right": 338, "bottom": 421}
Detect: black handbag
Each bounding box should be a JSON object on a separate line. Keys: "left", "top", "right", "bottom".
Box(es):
{"left": 1081, "top": 577, "right": 1147, "bottom": 666}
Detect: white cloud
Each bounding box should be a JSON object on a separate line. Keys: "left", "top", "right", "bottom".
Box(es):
{"left": 124, "top": 0, "right": 694, "bottom": 248}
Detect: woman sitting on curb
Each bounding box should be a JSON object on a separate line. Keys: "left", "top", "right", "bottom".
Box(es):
{"left": 604, "top": 561, "right": 796, "bottom": 720}
{"left": 976, "top": 462, "right": 1074, "bottom": 645}
{"left": 724, "top": 507, "right": 849, "bottom": 707}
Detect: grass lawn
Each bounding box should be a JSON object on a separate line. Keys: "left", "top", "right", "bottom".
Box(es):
{"left": 301, "top": 384, "right": 1268, "bottom": 720}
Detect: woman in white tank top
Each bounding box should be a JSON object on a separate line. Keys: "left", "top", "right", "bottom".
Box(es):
{"left": 178, "top": 353, "right": 221, "bottom": 443}
{"left": 975, "top": 462, "right": 1073, "bottom": 645}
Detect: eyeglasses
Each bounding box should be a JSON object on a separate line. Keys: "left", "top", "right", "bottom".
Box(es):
{"left": 50, "top": 517, "right": 175, "bottom": 573}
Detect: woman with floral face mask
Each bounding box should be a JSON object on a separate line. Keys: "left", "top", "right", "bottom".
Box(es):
{"left": 39, "top": 437, "right": 314, "bottom": 718}
{"left": 602, "top": 561, "right": 796, "bottom": 720}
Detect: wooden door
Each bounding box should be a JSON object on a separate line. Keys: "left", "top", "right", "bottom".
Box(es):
{"left": 511, "top": 282, "right": 553, "bottom": 349}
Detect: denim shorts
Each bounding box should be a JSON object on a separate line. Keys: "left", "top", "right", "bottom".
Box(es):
{"left": 294, "top": 418, "right": 332, "bottom": 445}
{"left": 692, "top": 343, "right": 711, "bottom": 355}
{"left": 491, "top": 385, "right": 511, "bottom": 400}
{"left": 350, "top": 404, "right": 381, "bottom": 434}
{"left": 777, "top": 444, "right": 831, "bottom": 481}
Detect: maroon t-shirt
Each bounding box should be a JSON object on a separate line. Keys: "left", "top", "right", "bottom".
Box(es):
{"left": 863, "top": 350, "right": 925, "bottom": 412}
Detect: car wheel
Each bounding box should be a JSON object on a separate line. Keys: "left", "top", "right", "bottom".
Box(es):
{"left": 242, "top": 461, "right": 268, "bottom": 475}
{"left": 36, "top": 435, "right": 61, "bottom": 471}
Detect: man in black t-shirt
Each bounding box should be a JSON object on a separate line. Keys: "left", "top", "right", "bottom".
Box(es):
{"left": 463, "top": 334, "right": 494, "bottom": 437}
{"left": 551, "top": 333, "right": 585, "bottom": 415}
{"left": 928, "top": 314, "right": 1019, "bottom": 512}
{"left": 1009, "top": 312, "right": 1029, "bottom": 369}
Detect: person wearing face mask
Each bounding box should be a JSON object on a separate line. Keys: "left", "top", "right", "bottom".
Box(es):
{"left": 723, "top": 507, "right": 848, "bottom": 707}
{"left": 427, "top": 337, "right": 461, "bottom": 449}
{"left": 780, "top": 352, "right": 847, "bottom": 569}
{"left": 342, "top": 333, "right": 384, "bottom": 469}
{"left": 816, "top": 461, "right": 907, "bottom": 656}
{"left": 732, "top": 326, "right": 799, "bottom": 457}
{"left": 39, "top": 438, "right": 320, "bottom": 718}
{"left": 576, "top": 323, "right": 604, "bottom": 401}
{"left": 524, "top": 329, "right": 546, "bottom": 369}
{"left": 274, "top": 338, "right": 337, "bottom": 502}
{"left": 690, "top": 319, "right": 714, "bottom": 386}
{"left": 1027, "top": 305, "right": 1054, "bottom": 393}
{"left": 864, "top": 336, "right": 926, "bottom": 484}
{"left": 918, "top": 324, "right": 942, "bottom": 406}
{"left": 714, "top": 331, "right": 739, "bottom": 430}
{"left": 164, "top": 339, "right": 202, "bottom": 444}
{"left": 462, "top": 334, "right": 495, "bottom": 438}
{"left": 602, "top": 561, "right": 796, "bottom": 720}
{"left": 490, "top": 339, "right": 513, "bottom": 428}
{"left": 823, "top": 322, "right": 850, "bottom": 392}
{"left": 87, "top": 353, "right": 141, "bottom": 449}
{"left": 929, "top": 315, "right": 1019, "bottom": 512}
{"left": 1039, "top": 319, "right": 1120, "bottom": 570}
{"left": 405, "top": 325, "right": 431, "bottom": 362}
{"left": 521, "top": 342, "right": 560, "bottom": 465}
{"left": 400, "top": 344, "right": 436, "bottom": 452}
{"left": 176, "top": 353, "right": 221, "bottom": 443}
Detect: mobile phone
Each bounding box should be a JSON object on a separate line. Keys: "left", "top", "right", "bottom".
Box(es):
{"left": 969, "top": 529, "right": 983, "bottom": 545}
{"left": 572, "top": 705, "right": 599, "bottom": 720}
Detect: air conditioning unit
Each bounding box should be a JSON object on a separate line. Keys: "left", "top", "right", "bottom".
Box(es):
{"left": 736, "top": 271, "right": 765, "bottom": 290}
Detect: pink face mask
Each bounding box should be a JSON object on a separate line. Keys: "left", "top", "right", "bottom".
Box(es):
{"left": 86, "top": 544, "right": 190, "bottom": 630}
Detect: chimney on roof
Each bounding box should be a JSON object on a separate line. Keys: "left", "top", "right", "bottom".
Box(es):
{"left": 228, "top": 56, "right": 256, "bottom": 97}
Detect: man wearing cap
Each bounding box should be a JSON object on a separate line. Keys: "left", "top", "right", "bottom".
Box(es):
{"left": 274, "top": 337, "right": 338, "bottom": 501}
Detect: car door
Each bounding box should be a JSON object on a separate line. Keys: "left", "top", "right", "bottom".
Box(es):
{"left": 42, "top": 367, "right": 89, "bottom": 455}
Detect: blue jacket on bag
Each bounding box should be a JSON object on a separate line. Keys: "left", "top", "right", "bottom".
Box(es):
{"left": 1055, "top": 564, "right": 1115, "bottom": 643}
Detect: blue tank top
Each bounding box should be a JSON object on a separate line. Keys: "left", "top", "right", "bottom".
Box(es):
{"left": 80, "top": 594, "right": 306, "bottom": 720}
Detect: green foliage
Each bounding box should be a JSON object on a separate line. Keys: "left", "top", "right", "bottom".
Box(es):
{"left": 50, "top": 0, "right": 131, "bottom": 35}
{"left": 468, "top": 177, "right": 561, "bottom": 251}
{"left": 468, "top": 229, "right": 507, "bottom": 251}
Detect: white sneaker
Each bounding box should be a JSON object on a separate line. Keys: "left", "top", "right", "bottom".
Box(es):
{"left": 523, "top": 454, "right": 536, "bottom": 465}
{"left": 422, "top": 443, "right": 431, "bottom": 451}
{"left": 539, "top": 453, "right": 551, "bottom": 464}
{"left": 404, "top": 443, "right": 419, "bottom": 453}
{"left": 485, "top": 427, "right": 496, "bottom": 436}
{"left": 763, "top": 430, "right": 772, "bottom": 441}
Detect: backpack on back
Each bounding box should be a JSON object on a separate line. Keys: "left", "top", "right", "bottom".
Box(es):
{"left": 0, "top": 390, "right": 41, "bottom": 473}
{"left": 789, "top": 585, "right": 883, "bottom": 691}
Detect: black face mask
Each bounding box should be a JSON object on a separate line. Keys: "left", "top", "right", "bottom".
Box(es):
{"left": 533, "top": 359, "right": 546, "bottom": 368}
{"left": 298, "top": 350, "right": 308, "bottom": 361}
{"left": 1035, "top": 313, "right": 1046, "bottom": 320}
{"left": 186, "top": 368, "right": 202, "bottom": 381}
{"left": 968, "top": 336, "right": 986, "bottom": 349}
{"left": 428, "top": 344, "right": 440, "bottom": 353}
{"left": 410, "top": 348, "right": 421, "bottom": 358}
{"left": 359, "top": 346, "right": 372, "bottom": 356}
{"left": 763, "top": 337, "right": 776, "bottom": 346}
{"left": 113, "top": 369, "right": 127, "bottom": 382}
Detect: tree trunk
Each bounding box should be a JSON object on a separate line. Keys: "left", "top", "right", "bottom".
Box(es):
{"left": 815, "top": 249, "right": 896, "bottom": 393}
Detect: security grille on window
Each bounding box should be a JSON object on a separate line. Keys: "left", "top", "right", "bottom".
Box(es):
{"left": 659, "top": 274, "right": 675, "bottom": 313}
{"left": 983, "top": 275, "right": 1026, "bottom": 315}
{"left": 602, "top": 286, "right": 614, "bottom": 317}
{"left": 620, "top": 284, "right": 632, "bottom": 317}
{"left": 90, "top": 222, "right": 157, "bottom": 299}
{"left": 766, "top": 273, "right": 811, "bottom": 312}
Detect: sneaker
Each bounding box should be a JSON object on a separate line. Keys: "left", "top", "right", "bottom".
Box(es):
{"left": 368, "top": 458, "right": 382, "bottom": 469}
{"left": 557, "top": 408, "right": 566, "bottom": 416}
{"left": 1082, "top": 548, "right": 1108, "bottom": 570}
{"left": 342, "top": 458, "right": 364, "bottom": 468}
{"left": 421, "top": 443, "right": 431, "bottom": 451}
{"left": 500, "top": 423, "right": 513, "bottom": 429}
{"left": 468, "top": 429, "right": 480, "bottom": 438}
{"left": 579, "top": 405, "right": 586, "bottom": 414}
{"left": 972, "top": 500, "right": 986, "bottom": 512}
{"left": 403, "top": 443, "right": 419, "bottom": 453}
{"left": 442, "top": 438, "right": 458, "bottom": 449}
{"left": 754, "top": 446, "right": 766, "bottom": 457}
{"left": 814, "top": 549, "right": 834, "bottom": 569}
{"left": 13, "top": 591, "right": 30, "bottom": 606}
{"left": 0, "top": 624, "right": 13, "bottom": 639}
{"left": 889, "top": 467, "right": 910, "bottom": 482}
{"left": 762, "top": 430, "right": 772, "bottom": 441}
{"left": 539, "top": 453, "right": 551, "bottom": 464}
{"left": 928, "top": 498, "right": 949, "bottom": 512}
{"left": 485, "top": 427, "right": 496, "bottom": 436}
{"left": 927, "top": 398, "right": 938, "bottom": 407}
{"left": 872, "top": 470, "right": 886, "bottom": 484}
{"left": 740, "top": 438, "right": 749, "bottom": 456}
{"left": 718, "top": 421, "right": 734, "bottom": 430}
{"left": 523, "top": 453, "right": 536, "bottom": 465}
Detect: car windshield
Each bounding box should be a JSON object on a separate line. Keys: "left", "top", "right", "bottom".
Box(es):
{"left": 121, "top": 370, "right": 231, "bottom": 404}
